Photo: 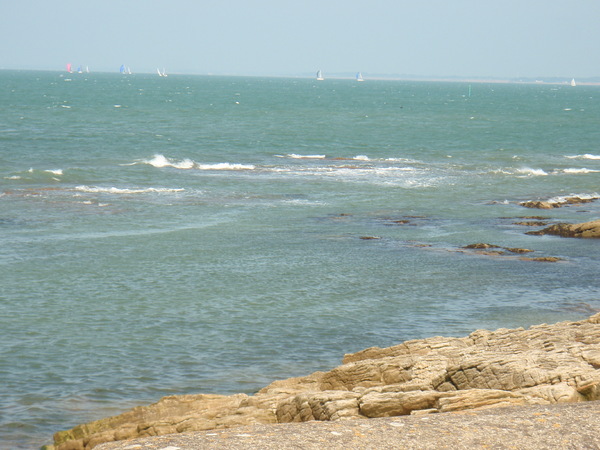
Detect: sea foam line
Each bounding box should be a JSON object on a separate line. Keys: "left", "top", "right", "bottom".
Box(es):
{"left": 565, "top": 154, "right": 600, "bottom": 160}
{"left": 558, "top": 168, "right": 600, "bottom": 174}
{"left": 74, "top": 186, "right": 184, "bottom": 194}
{"left": 515, "top": 168, "right": 548, "bottom": 176}
{"left": 546, "top": 192, "right": 600, "bottom": 204}
{"left": 275, "top": 153, "right": 327, "bottom": 159}
{"left": 140, "top": 155, "right": 255, "bottom": 170}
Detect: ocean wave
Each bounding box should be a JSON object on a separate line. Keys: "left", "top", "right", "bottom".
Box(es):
{"left": 547, "top": 193, "right": 600, "bottom": 204}
{"left": 565, "top": 154, "right": 600, "bottom": 160}
{"left": 4, "top": 168, "right": 65, "bottom": 182}
{"left": 196, "top": 163, "right": 256, "bottom": 170}
{"left": 276, "top": 153, "right": 327, "bottom": 159}
{"left": 144, "top": 154, "right": 195, "bottom": 169}
{"left": 558, "top": 168, "right": 600, "bottom": 174}
{"left": 74, "top": 185, "right": 185, "bottom": 194}
{"left": 139, "top": 154, "right": 255, "bottom": 171}
{"left": 515, "top": 168, "right": 548, "bottom": 176}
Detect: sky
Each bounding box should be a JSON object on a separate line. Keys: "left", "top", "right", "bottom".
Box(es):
{"left": 1, "top": 0, "right": 599, "bottom": 79}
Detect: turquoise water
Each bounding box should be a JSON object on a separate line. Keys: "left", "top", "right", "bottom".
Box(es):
{"left": 1, "top": 71, "right": 599, "bottom": 448}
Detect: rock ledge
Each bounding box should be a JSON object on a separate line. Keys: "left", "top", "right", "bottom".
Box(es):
{"left": 49, "top": 313, "right": 600, "bottom": 449}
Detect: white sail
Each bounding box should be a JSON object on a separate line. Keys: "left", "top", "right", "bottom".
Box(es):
{"left": 356, "top": 72, "right": 364, "bottom": 82}
{"left": 571, "top": 78, "right": 576, "bottom": 87}
{"left": 316, "top": 70, "right": 324, "bottom": 81}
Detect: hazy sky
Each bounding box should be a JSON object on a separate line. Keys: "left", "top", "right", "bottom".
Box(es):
{"left": 2, "top": 0, "right": 599, "bottom": 78}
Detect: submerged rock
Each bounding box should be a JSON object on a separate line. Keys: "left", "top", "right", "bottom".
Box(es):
{"left": 49, "top": 313, "right": 600, "bottom": 449}
{"left": 519, "top": 256, "right": 563, "bottom": 262}
{"left": 513, "top": 221, "right": 548, "bottom": 227}
{"left": 462, "top": 243, "right": 501, "bottom": 249}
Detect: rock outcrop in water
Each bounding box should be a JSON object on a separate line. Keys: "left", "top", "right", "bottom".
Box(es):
{"left": 49, "top": 314, "right": 600, "bottom": 449}
{"left": 520, "top": 196, "right": 598, "bottom": 209}
{"left": 526, "top": 220, "right": 600, "bottom": 238}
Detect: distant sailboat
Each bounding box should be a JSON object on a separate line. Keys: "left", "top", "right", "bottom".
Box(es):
{"left": 77, "top": 66, "right": 83, "bottom": 74}
{"left": 157, "top": 68, "right": 168, "bottom": 77}
{"left": 120, "top": 65, "right": 125, "bottom": 74}
{"left": 120, "top": 65, "right": 132, "bottom": 75}
{"left": 66, "top": 63, "right": 73, "bottom": 73}
{"left": 316, "top": 70, "right": 324, "bottom": 81}
{"left": 571, "top": 78, "right": 577, "bottom": 87}
{"left": 356, "top": 72, "right": 364, "bottom": 82}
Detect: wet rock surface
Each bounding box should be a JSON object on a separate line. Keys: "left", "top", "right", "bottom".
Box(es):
{"left": 527, "top": 220, "right": 600, "bottom": 238}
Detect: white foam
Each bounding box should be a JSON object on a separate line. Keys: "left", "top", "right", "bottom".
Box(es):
{"left": 74, "top": 186, "right": 184, "bottom": 194}
{"left": 516, "top": 168, "right": 548, "bottom": 176}
{"left": 196, "top": 163, "right": 255, "bottom": 170}
{"left": 353, "top": 155, "right": 370, "bottom": 161}
{"left": 547, "top": 192, "right": 600, "bottom": 204}
{"left": 45, "top": 169, "right": 63, "bottom": 176}
{"left": 561, "top": 168, "right": 600, "bottom": 174}
{"left": 141, "top": 154, "right": 253, "bottom": 171}
{"left": 285, "top": 153, "right": 327, "bottom": 159}
{"left": 385, "top": 157, "right": 422, "bottom": 164}
{"left": 145, "top": 154, "right": 194, "bottom": 169}
{"left": 565, "top": 154, "right": 600, "bottom": 160}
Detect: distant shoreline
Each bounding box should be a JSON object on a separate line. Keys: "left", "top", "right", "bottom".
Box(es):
{"left": 2, "top": 68, "right": 599, "bottom": 85}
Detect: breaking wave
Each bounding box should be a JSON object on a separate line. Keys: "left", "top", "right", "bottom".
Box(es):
{"left": 74, "top": 186, "right": 184, "bottom": 194}
{"left": 515, "top": 168, "right": 548, "bottom": 176}
{"left": 139, "top": 154, "right": 255, "bottom": 170}
{"left": 558, "top": 168, "right": 600, "bottom": 174}
{"left": 565, "top": 154, "right": 600, "bottom": 160}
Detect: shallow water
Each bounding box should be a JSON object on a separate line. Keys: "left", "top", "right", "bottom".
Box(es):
{"left": 1, "top": 71, "right": 599, "bottom": 448}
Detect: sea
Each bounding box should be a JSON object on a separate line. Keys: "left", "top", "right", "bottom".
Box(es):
{"left": 1, "top": 70, "right": 599, "bottom": 449}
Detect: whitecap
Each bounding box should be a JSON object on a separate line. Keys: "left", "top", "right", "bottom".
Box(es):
{"left": 74, "top": 185, "right": 184, "bottom": 194}
{"left": 548, "top": 192, "right": 600, "bottom": 204}
{"left": 565, "top": 154, "right": 600, "bottom": 160}
{"left": 516, "top": 168, "right": 548, "bottom": 176}
{"left": 144, "top": 154, "right": 194, "bottom": 169}
{"left": 285, "top": 154, "right": 327, "bottom": 159}
{"left": 561, "top": 168, "right": 600, "bottom": 174}
{"left": 353, "top": 155, "right": 370, "bottom": 161}
{"left": 196, "top": 163, "right": 255, "bottom": 170}
{"left": 45, "top": 169, "right": 63, "bottom": 176}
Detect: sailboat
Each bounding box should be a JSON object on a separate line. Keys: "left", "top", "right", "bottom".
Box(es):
{"left": 316, "top": 70, "right": 324, "bottom": 81}
{"left": 356, "top": 72, "right": 364, "bottom": 82}
{"left": 120, "top": 65, "right": 132, "bottom": 75}
{"left": 120, "top": 65, "right": 125, "bottom": 74}
{"left": 77, "top": 66, "right": 83, "bottom": 74}
{"left": 571, "top": 78, "right": 576, "bottom": 87}
{"left": 157, "top": 68, "right": 168, "bottom": 77}
{"left": 66, "top": 63, "right": 73, "bottom": 73}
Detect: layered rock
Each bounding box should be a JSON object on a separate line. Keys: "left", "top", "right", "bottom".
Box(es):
{"left": 527, "top": 220, "right": 600, "bottom": 238}
{"left": 49, "top": 313, "right": 600, "bottom": 450}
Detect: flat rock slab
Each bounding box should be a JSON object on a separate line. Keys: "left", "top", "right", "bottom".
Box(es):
{"left": 97, "top": 401, "right": 600, "bottom": 450}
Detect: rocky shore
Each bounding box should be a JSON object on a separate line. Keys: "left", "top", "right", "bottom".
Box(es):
{"left": 49, "top": 313, "right": 600, "bottom": 449}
